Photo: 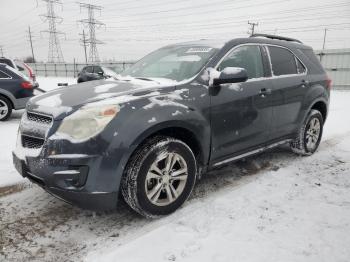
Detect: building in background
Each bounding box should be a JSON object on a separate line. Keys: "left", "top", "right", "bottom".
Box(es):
{"left": 316, "top": 48, "right": 350, "bottom": 90}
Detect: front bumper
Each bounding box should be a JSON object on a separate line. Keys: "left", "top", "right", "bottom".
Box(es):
{"left": 12, "top": 150, "right": 119, "bottom": 211}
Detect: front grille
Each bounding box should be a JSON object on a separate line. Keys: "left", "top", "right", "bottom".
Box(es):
{"left": 22, "top": 135, "right": 45, "bottom": 149}
{"left": 27, "top": 112, "right": 52, "bottom": 125}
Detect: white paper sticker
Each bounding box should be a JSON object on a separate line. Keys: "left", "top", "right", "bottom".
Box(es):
{"left": 186, "top": 47, "right": 213, "bottom": 53}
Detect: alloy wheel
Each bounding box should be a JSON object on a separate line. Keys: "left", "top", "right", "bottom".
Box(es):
{"left": 0, "top": 99, "right": 9, "bottom": 120}
{"left": 305, "top": 117, "right": 321, "bottom": 151}
{"left": 145, "top": 152, "right": 188, "bottom": 206}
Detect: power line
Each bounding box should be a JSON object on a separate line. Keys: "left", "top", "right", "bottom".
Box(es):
{"left": 40, "top": 0, "right": 65, "bottom": 63}
{"left": 78, "top": 2, "right": 105, "bottom": 63}
{"left": 103, "top": 1, "right": 350, "bottom": 24}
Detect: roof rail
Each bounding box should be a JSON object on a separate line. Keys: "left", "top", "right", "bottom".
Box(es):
{"left": 250, "top": 33, "right": 303, "bottom": 44}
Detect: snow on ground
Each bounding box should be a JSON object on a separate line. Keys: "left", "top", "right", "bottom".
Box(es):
{"left": 0, "top": 83, "right": 350, "bottom": 262}
{"left": 0, "top": 110, "right": 23, "bottom": 186}
{"left": 88, "top": 136, "right": 350, "bottom": 262}
{"left": 36, "top": 76, "right": 77, "bottom": 92}
{"left": 0, "top": 77, "right": 76, "bottom": 187}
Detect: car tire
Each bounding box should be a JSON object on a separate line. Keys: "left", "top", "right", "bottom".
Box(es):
{"left": 121, "top": 136, "right": 197, "bottom": 218}
{"left": 0, "top": 96, "right": 12, "bottom": 121}
{"left": 290, "top": 109, "right": 323, "bottom": 156}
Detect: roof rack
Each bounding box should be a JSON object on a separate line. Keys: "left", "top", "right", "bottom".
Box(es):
{"left": 250, "top": 33, "right": 303, "bottom": 44}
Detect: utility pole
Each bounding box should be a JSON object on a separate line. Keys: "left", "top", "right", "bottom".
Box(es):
{"left": 78, "top": 2, "right": 105, "bottom": 63}
{"left": 248, "top": 21, "right": 259, "bottom": 36}
{"left": 322, "top": 28, "right": 327, "bottom": 50}
{"left": 320, "top": 28, "right": 327, "bottom": 62}
{"left": 40, "top": 0, "right": 65, "bottom": 63}
{"left": 79, "top": 29, "right": 88, "bottom": 64}
{"left": 0, "top": 46, "right": 3, "bottom": 57}
{"left": 28, "top": 26, "right": 36, "bottom": 62}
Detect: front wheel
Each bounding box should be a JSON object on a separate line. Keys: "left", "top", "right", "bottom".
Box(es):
{"left": 290, "top": 109, "right": 324, "bottom": 155}
{"left": 121, "top": 136, "right": 197, "bottom": 218}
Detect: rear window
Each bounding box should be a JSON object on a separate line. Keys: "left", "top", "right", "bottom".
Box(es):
{"left": 268, "top": 46, "right": 297, "bottom": 76}
{"left": 5, "top": 65, "right": 30, "bottom": 81}
{"left": 0, "top": 69, "right": 11, "bottom": 79}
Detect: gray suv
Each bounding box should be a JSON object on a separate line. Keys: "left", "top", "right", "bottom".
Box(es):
{"left": 13, "top": 34, "right": 330, "bottom": 217}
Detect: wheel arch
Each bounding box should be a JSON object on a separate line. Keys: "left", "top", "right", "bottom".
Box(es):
{"left": 130, "top": 121, "right": 209, "bottom": 168}
{"left": 0, "top": 91, "right": 15, "bottom": 109}
{"left": 310, "top": 100, "right": 328, "bottom": 122}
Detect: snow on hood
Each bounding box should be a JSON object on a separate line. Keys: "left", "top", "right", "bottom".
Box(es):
{"left": 27, "top": 78, "right": 178, "bottom": 119}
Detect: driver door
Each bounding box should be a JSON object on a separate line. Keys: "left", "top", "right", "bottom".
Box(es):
{"left": 210, "top": 44, "right": 274, "bottom": 165}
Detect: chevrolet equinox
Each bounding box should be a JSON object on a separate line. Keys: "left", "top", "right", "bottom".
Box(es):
{"left": 13, "top": 34, "right": 330, "bottom": 217}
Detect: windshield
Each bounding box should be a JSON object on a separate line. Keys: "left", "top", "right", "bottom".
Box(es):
{"left": 102, "top": 66, "right": 118, "bottom": 77}
{"left": 121, "top": 45, "right": 218, "bottom": 82}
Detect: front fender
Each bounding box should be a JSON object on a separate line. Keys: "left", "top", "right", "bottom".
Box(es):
{"left": 101, "top": 84, "right": 211, "bottom": 193}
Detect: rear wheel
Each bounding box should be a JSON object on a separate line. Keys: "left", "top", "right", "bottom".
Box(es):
{"left": 121, "top": 136, "right": 197, "bottom": 218}
{"left": 0, "top": 96, "right": 12, "bottom": 121}
{"left": 290, "top": 109, "right": 323, "bottom": 155}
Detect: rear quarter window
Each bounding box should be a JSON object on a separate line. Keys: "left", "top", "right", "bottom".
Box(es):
{"left": 268, "top": 46, "right": 297, "bottom": 76}
{"left": 299, "top": 49, "right": 325, "bottom": 74}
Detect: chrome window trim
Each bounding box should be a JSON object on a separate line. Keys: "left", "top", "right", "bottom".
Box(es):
{"left": 0, "top": 69, "right": 12, "bottom": 79}
{"left": 214, "top": 43, "right": 267, "bottom": 81}
{"left": 214, "top": 43, "right": 308, "bottom": 81}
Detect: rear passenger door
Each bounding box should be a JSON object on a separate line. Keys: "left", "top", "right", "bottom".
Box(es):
{"left": 266, "top": 45, "right": 308, "bottom": 140}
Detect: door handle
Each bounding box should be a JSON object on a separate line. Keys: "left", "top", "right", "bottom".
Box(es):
{"left": 259, "top": 88, "right": 272, "bottom": 97}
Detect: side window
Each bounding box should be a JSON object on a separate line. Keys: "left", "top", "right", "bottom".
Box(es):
{"left": 268, "top": 46, "right": 297, "bottom": 76}
{"left": 85, "top": 66, "right": 93, "bottom": 73}
{"left": 217, "top": 45, "right": 264, "bottom": 79}
{"left": 296, "top": 58, "right": 306, "bottom": 74}
{"left": 0, "top": 70, "right": 10, "bottom": 79}
{"left": 93, "top": 66, "right": 103, "bottom": 74}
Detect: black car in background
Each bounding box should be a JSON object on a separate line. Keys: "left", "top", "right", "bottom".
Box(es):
{"left": 77, "top": 65, "right": 118, "bottom": 83}
{"left": 13, "top": 34, "right": 330, "bottom": 217}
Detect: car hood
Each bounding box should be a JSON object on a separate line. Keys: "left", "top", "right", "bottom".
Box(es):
{"left": 27, "top": 78, "right": 177, "bottom": 119}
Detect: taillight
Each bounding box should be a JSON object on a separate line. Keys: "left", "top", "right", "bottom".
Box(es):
{"left": 326, "top": 76, "right": 332, "bottom": 89}
{"left": 21, "top": 81, "right": 33, "bottom": 89}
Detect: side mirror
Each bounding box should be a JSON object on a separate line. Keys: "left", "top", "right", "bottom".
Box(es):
{"left": 17, "top": 66, "right": 25, "bottom": 71}
{"left": 97, "top": 71, "right": 104, "bottom": 76}
{"left": 213, "top": 67, "right": 248, "bottom": 86}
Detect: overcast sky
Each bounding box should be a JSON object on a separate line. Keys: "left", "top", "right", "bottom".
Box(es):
{"left": 0, "top": 0, "right": 349, "bottom": 62}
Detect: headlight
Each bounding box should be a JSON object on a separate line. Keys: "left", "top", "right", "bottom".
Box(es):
{"left": 55, "top": 104, "right": 119, "bottom": 142}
